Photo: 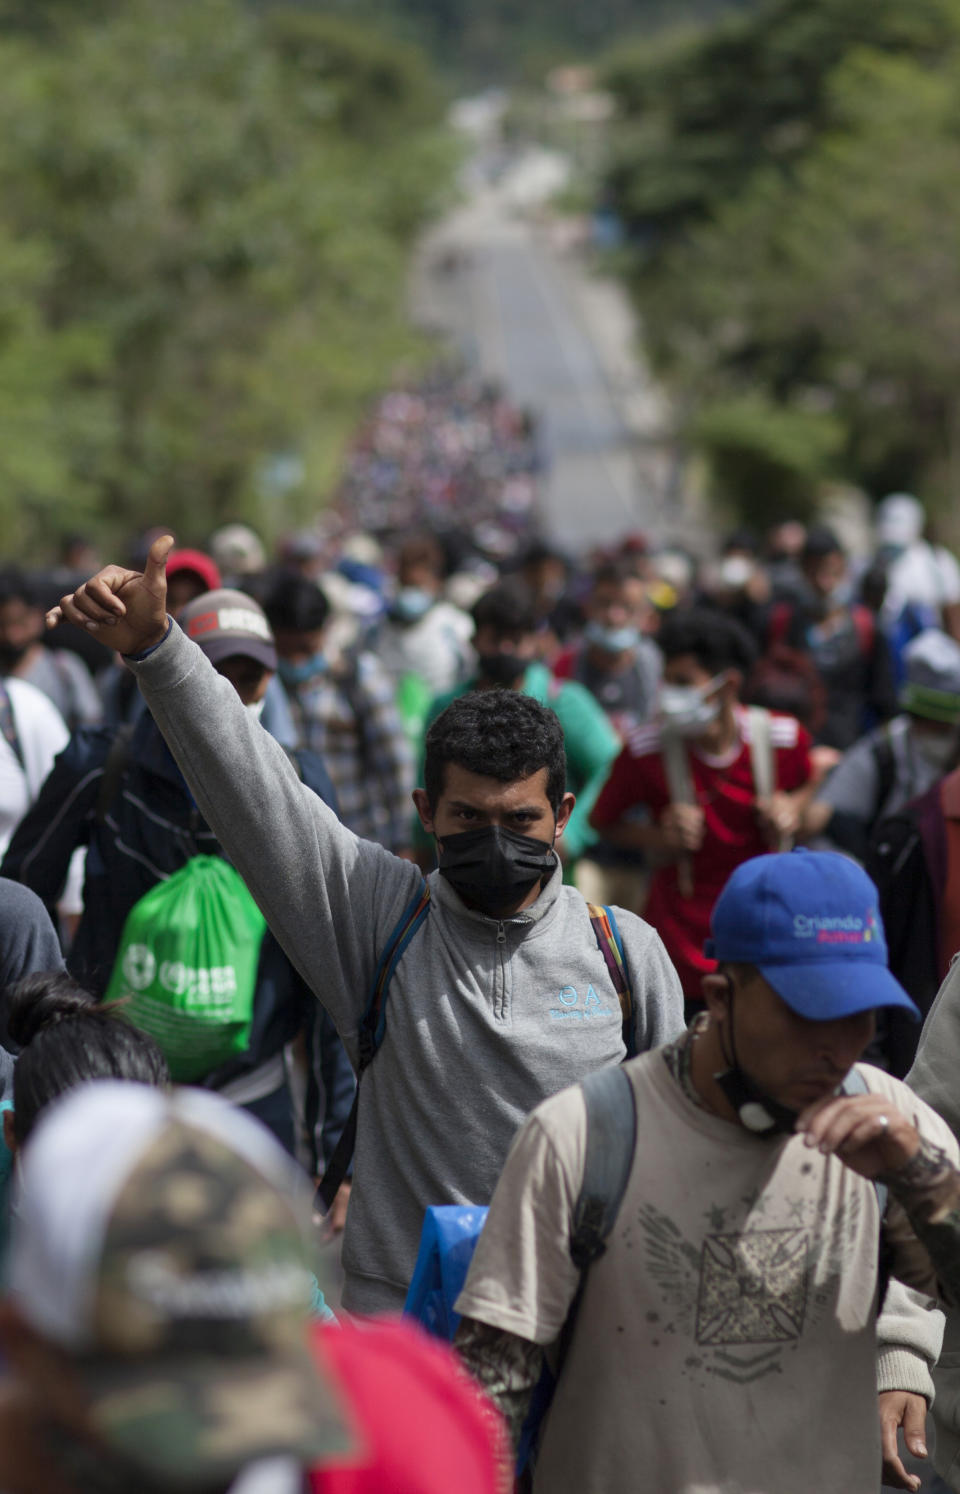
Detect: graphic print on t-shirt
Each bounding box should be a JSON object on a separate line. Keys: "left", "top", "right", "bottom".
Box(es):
{"left": 632, "top": 1190, "right": 861, "bottom": 1386}
{"left": 695, "top": 1228, "right": 808, "bottom": 1346}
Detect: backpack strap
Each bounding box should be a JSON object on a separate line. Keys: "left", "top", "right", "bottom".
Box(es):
{"left": 587, "top": 903, "right": 635, "bottom": 1057}
{"left": 95, "top": 723, "right": 136, "bottom": 825}
{"left": 660, "top": 729, "right": 696, "bottom": 898}
{"left": 871, "top": 722, "right": 898, "bottom": 818}
{"left": 316, "top": 880, "right": 431, "bottom": 1213}
{"left": 0, "top": 682, "right": 24, "bottom": 771}
{"left": 556, "top": 1066, "right": 637, "bottom": 1372}
{"left": 746, "top": 705, "right": 791, "bottom": 853}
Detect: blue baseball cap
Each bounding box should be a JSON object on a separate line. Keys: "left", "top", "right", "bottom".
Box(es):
{"left": 704, "top": 850, "right": 920, "bottom": 1022}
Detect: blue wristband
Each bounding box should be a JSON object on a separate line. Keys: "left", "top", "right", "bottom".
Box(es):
{"left": 123, "top": 617, "right": 172, "bottom": 662}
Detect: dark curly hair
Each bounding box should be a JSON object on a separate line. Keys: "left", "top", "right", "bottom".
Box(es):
{"left": 424, "top": 689, "right": 567, "bottom": 813}
{"left": 6, "top": 972, "right": 169, "bottom": 1146}
{"left": 657, "top": 607, "right": 757, "bottom": 677}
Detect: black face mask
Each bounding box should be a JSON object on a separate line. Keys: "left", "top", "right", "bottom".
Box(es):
{"left": 437, "top": 824, "right": 555, "bottom": 917}
{"left": 476, "top": 652, "right": 526, "bottom": 688}
{"left": 0, "top": 640, "right": 30, "bottom": 672}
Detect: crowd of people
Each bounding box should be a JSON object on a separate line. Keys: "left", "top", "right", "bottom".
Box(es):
{"left": 4, "top": 370, "right": 960, "bottom": 1490}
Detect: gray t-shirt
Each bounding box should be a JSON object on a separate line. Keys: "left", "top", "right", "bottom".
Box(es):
{"left": 817, "top": 715, "right": 941, "bottom": 826}
{"left": 23, "top": 648, "right": 102, "bottom": 730}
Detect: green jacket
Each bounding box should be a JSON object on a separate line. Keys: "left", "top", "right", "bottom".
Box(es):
{"left": 418, "top": 663, "right": 621, "bottom": 860}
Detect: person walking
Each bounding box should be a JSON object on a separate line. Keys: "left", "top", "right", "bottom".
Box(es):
{"left": 455, "top": 852, "right": 957, "bottom": 1494}
{"left": 46, "top": 536, "right": 685, "bottom": 1314}
{"left": 4, "top": 589, "right": 351, "bottom": 1163}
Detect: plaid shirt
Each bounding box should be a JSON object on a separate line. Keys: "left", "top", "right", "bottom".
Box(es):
{"left": 284, "top": 651, "right": 414, "bottom": 852}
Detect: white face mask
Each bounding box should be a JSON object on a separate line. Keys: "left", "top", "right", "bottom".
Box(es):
{"left": 245, "top": 698, "right": 267, "bottom": 722}
{"left": 659, "top": 673, "right": 725, "bottom": 737}
{"left": 719, "top": 555, "right": 754, "bottom": 590}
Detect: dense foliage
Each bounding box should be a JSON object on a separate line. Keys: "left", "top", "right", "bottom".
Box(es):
{"left": 0, "top": 0, "right": 454, "bottom": 553}
{"left": 603, "top": 0, "right": 960, "bottom": 526}
{"left": 299, "top": 0, "right": 750, "bottom": 84}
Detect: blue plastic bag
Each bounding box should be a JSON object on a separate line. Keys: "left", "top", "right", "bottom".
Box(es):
{"left": 403, "top": 1204, "right": 489, "bottom": 1339}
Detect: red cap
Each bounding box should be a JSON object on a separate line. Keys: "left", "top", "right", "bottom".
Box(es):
{"left": 308, "top": 1319, "right": 510, "bottom": 1493}
{"left": 166, "top": 549, "right": 222, "bottom": 592}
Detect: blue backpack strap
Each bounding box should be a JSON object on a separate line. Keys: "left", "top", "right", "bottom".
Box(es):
{"left": 360, "top": 881, "right": 432, "bottom": 1063}
{"left": 316, "top": 881, "right": 431, "bottom": 1214}
{"left": 587, "top": 903, "right": 635, "bottom": 1057}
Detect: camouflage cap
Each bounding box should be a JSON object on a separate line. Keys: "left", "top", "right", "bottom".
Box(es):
{"left": 10, "top": 1083, "right": 355, "bottom": 1487}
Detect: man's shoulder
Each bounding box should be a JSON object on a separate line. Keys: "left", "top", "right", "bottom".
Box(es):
{"left": 528, "top": 1049, "right": 665, "bottom": 1142}
{"left": 740, "top": 706, "right": 804, "bottom": 751}
{"left": 547, "top": 675, "right": 620, "bottom": 746}
{"left": 622, "top": 720, "right": 664, "bottom": 760}
{"left": 556, "top": 883, "right": 656, "bottom": 937}
{"left": 50, "top": 647, "right": 90, "bottom": 681}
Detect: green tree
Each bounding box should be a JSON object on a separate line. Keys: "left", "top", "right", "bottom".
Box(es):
{"left": 603, "top": 0, "right": 960, "bottom": 521}
{"left": 604, "top": 0, "right": 960, "bottom": 259}
{"left": 0, "top": 0, "right": 454, "bottom": 552}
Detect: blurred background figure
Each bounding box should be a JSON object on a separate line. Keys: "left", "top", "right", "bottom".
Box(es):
{"left": 763, "top": 524, "right": 896, "bottom": 750}
{"left": 209, "top": 522, "right": 267, "bottom": 588}
{"left": 376, "top": 533, "right": 474, "bottom": 700}
{"left": 420, "top": 578, "right": 620, "bottom": 876}
{"left": 805, "top": 629, "right": 960, "bottom": 861}
{"left": 164, "top": 548, "right": 223, "bottom": 615}
{"left": 0, "top": 569, "right": 101, "bottom": 730}
{"left": 877, "top": 493, "right": 960, "bottom": 644}
{"left": 265, "top": 575, "right": 415, "bottom": 859}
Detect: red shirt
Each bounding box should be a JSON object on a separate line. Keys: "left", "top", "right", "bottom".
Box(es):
{"left": 308, "top": 1318, "right": 511, "bottom": 1493}
{"left": 590, "top": 708, "right": 812, "bottom": 998}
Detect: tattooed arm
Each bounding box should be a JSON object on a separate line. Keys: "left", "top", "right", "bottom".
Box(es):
{"left": 797, "top": 1090, "right": 960, "bottom": 1304}
{"left": 454, "top": 1315, "right": 545, "bottom": 1455}
{"left": 883, "top": 1138, "right": 960, "bottom": 1306}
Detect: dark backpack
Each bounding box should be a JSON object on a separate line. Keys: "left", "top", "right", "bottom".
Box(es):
{"left": 746, "top": 602, "right": 830, "bottom": 734}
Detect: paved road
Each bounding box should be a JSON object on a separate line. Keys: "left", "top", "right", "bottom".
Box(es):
{"left": 413, "top": 169, "right": 681, "bottom": 552}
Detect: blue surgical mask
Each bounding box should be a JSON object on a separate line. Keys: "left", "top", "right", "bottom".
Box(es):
{"left": 585, "top": 620, "right": 640, "bottom": 654}
{"left": 278, "top": 653, "right": 327, "bottom": 687}
{"left": 392, "top": 586, "right": 434, "bottom": 623}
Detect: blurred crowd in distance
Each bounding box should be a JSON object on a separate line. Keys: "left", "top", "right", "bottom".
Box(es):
{"left": 1, "top": 368, "right": 960, "bottom": 1490}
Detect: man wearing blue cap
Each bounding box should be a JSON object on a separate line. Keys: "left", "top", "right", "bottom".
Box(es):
{"left": 455, "top": 850, "right": 960, "bottom": 1494}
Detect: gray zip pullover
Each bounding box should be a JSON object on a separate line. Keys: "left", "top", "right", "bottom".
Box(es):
{"left": 130, "top": 625, "right": 684, "bottom": 1311}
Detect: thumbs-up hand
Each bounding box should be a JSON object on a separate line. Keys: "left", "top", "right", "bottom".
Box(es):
{"left": 46, "top": 534, "right": 174, "bottom": 658}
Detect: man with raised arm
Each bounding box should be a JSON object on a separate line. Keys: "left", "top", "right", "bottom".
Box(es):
{"left": 48, "top": 537, "right": 685, "bottom": 1314}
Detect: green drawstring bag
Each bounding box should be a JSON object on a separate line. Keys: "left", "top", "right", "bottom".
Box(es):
{"left": 104, "top": 856, "right": 267, "bottom": 1083}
